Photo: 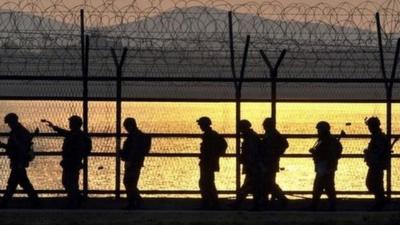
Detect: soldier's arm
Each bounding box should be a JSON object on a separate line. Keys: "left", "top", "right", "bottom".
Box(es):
{"left": 274, "top": 135, "right": 289, "bottom": 156}
{"left": 42, "top": 120, "right": 68, "bottom": 136}
{"left": 119, "top": 138, "right": 131, "bottom": 161}
{"left": 50, "top": 125, "right": 69, "bottom": 136}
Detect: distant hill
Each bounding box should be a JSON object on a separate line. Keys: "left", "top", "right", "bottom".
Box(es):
{"left": 0, "top": 6, "right": 397, "bottom": 101}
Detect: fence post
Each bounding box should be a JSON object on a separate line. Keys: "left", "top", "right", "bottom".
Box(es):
{"left": 228, "top": 11, "right": 240, "bottom": 197}
{"left": 387, "top": 38, "right": 400, "bottom": 200}
{"left": 111, "top": 47, "right": 128, "bottom": 199}
{"left": 80, "top": 9, "right": 90, "bottom": 198}
{"left": 229, "top": 11, "right": 251, "bottom": 198}
{"left": 375, "top": 13, "right": 400, "bottom": 200}
{"left": 259, "top": 49, "right": 286, "bottom": 123}
{"left": 83, "top": 35, "right": 90, "bottom": 198}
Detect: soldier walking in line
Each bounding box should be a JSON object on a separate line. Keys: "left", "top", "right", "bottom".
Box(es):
{"left": 197, "top": 116, "right": 227, "bottom": 210}
{"left": 260, "top": 118, "right": 289, "bottom": 209}
{"left": 232, "top": 120, "right": 264, "bottom": 210}
{"left": 364, "top": 117, "right": 390, "bottom": 211}
{"left": 43, "top": 116, "right": 92, "bottom": 209}
{"left": 0, "top": 113, "right": 40, "bottom": 208}
{"left": 308, "top": 121, "right": 342, "bottom": 211}
{"left": 118, "top": 118, "right": 151, "bottom": 210}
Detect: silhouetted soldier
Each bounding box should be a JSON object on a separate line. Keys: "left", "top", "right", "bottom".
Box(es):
{"left": 364, "top": 117, "right": 390, "bottom": 211}
{"left": 260, "top": 118, "right": 289, "bottom": 209}
{"left": 43, "top": 116, "right": 92, "bottom": 209}
{"left": 118, "top": 118, "right": 151, "bottom": 210}
{"left": 233, "top": 120, "right": 263, "bottom": 210}
{"left": 197, "top": 116, "right": 227, "bottom": 210}
{"left": 0, "top": 113, "right": 40, "bottom": 208}
{"left": 309, "top": 121, "right": 342, "bottom": 211}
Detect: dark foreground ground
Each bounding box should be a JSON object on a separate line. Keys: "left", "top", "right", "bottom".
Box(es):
{"left": 1, "top": 198, "right": 400, "bottom": 225}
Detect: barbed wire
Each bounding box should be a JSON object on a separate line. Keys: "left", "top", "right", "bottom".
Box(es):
{"left": 0, "top": 0, "right": 399, "bottom": 82}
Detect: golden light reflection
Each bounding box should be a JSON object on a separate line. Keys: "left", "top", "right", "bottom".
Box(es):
{"left": 0, "top": 101, "right": 399, "bottom": 197}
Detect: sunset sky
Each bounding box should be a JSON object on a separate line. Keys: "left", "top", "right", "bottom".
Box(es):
{"left": 0, "top": 0, "right": 390, "bottom": 8}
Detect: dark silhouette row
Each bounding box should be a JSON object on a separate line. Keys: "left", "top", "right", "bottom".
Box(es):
{"left": 0, "top": 113, "right": 392, "bottom": 211}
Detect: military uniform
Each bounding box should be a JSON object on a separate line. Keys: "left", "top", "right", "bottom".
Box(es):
{"left": 120, "top": 130, "right": 148, "bottom": 209}
{"left": 199, "top": 129, "right": 224, "bottom": 209}
{"left": 1, "top": 123, "right": 39, "bottom": 208}
{"left": 364, "top": 131, "right": 390, "bottom": 210}
{"left": 310, "top": 135, "right": 342, "bottom": 210}
{"left": 236, "top": 129, "right": 263, "bottom": 209}
{"left": 52, "top": 126, "right": 91, "bottom": 208}
{"left": 261, "top": 129, "right": 288, "bottom": 207}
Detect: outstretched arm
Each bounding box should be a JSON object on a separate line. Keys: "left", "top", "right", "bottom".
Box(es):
{"left": 41, "top": 119, "right": 68, "bottom": 135}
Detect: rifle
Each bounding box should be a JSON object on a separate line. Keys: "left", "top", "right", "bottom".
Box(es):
{"left": 309, "top": 130, "right": 346, "bottom": 154}
{"left": 309, "top": 121, "right": 352, "bottom": 154}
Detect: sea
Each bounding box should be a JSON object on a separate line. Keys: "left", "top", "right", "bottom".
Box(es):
{"left": 0, "top": 101, "right": 399, "bottom": 198}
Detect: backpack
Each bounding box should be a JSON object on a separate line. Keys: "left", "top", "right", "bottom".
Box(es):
{"left": 27, "top": 128, "right": 40, "bottom": 162}
{"left": 26, "top": 144, "right": 35, "bottom": 162}
{"left": 216, "top": 134, "right": 228, "bottom": 156}
{"left": 143, "top": 134, "right": 152, "bottom": 155}
{"left": 277, "top": 135, "right": 289, "bottom": 156}
{"left": 82, "top": 134, "right": 92, "bottom": 157}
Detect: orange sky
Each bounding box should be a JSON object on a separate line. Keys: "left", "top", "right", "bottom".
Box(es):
{"left": 0, "top": 0, "right": 390, "bottom": 8}
{"left": 0, "top": 0, "right": 392, "bottom": 27}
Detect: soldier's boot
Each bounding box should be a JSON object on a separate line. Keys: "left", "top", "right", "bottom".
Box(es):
{"left": 124, "top": 196, "right": 141, "bottom": 210}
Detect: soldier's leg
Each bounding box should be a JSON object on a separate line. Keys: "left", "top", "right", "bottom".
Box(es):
{"left": 263, "top": 171, "right": 274, "bottom": 207}
{"left": 252, "top": 171, "right": 264, "bottom": 210}
{"left": 366, "top": 168, "right": 385, "bottom": 210}
{"left": 131, "top": 166, "right": 142, "bottom": 203}
{"left": 271, "top": 172, "right": 288, "bottom": 209}
{"left": 310, "top": 174, "right": 324, "bottom": 210}
{"left": 69, "top": 168, "right": 81, "bottom": 207}
{"left": 199, "top": 166, "right": 209, "bottom": 207}
{"left": 123, "top": 169, "right": 134, "bottom": 208}
{"left": 1, "top": 168, "right": 19, "bottom": 207}
{"left": 366, "top": 168, "right": 375, "bottom": 194}
{"left": 62, "top": 169, "right": 72, "bottom": 199}
{"left": 16, "top": 167, "right": 39, "bottom": 206}
{"left": 374, "top": 169, "right": 385, "bottom": 208}
{"left": 209, "top": 170, "right": 219, "bottom": 208}
{"left": 271, "top": 172, "right": 287, "bottom": 201}
{"left": 235, "top": 174, "right": 252, "bottom": 206}
{"left": 123, "top": 166, "right": 142, "bottom": 209}
{"left": 62, "top": 168, "right": 79, "bottom": 208}
{"left": 325, "top": 172, "right": 337, "bottom": 211}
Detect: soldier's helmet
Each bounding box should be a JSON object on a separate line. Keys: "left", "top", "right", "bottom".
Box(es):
{"left": 4, "top": 113, "right": 18, "bottom": 124}
{"left": 263, "top": 117, "right": 275, "bottom": 128}
{"left": 316, "top": 121, "right": 330, "bottom": 131}
{"left": 239, "top": 120, "right": 252, "bottom": 130}
{"left": 197, "top": 116, "right": 212, "bottom": 126}
{"left": 365, "top": 117, "right": 380, "bottom": 128}
{"left": 123, "top": 117, "right": 137, "bottom": 127}
{"left": 69, "top": 115, "right": 83, "bottom": 127}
